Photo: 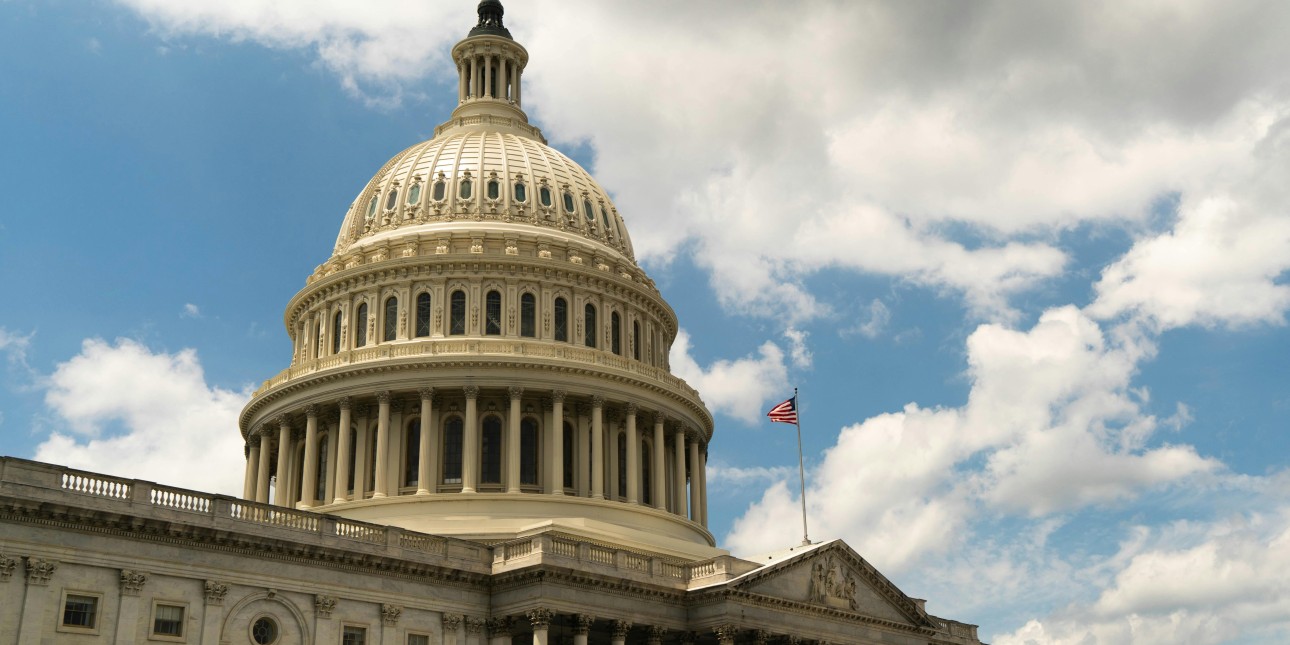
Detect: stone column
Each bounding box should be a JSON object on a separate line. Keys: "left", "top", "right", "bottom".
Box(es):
{"left": 463, "top": 385, "right": 480, "bottom": 493}
{"left": 457, "top": 60, "right": 467, "bottom": 103}
{"left": 515, "top": 66, "right": 522, "bottom": 106}
{"left": 648, "top": 626, "right": 667, "bottom": 645}
{"left": 325, "top": 415, "right": 338, "bottom": 502}
{"left": 611, "top": 620, "right": 632, "bottom": 645}
{"left": 17, "top": 558, "right": 57, "bottom": 644}
{"left": 673, "top": 427, "right": 686, "bottom": 515}
{"left": 498, "top": 56, "right": 509, "bottom": 102}
{"left": 688, "top": 435, "right": 701, "bottom": 522}
{"left": 507, "top": 386, "right": 523, "bottom": 493}
{"left": 470, "top": 56, "right": 479, "bottom": 98}
{"left": 418, "top": 388, "right": 434, "bottom": 495}
{"left": 353, "top": 405, "right": 370, "bottom": 499}
{"left": 484, "top": 55, "right": 493, "bottom": 98}
{"left": 591, "top": 395, "right": 605, "bottom": 499}
{"left": 550, "top": 390, "right": 565, "bottom": 495}
{"left": 577, "top": 407, "right": 591, "bottom": 497}
{"left": 574, "top": 615, "right": 594, "bottom": 645}
{"left": 466, "top": 616, "right": 485, "bottom": 645}
{"left": 200, "top": 580, "right": 229, "bottom": 644}
{"left": 653, "top": 415, "right": 667, "bottom": 510}
{"left": 256, "top": 428, "right": 272, "bottom": 504}
{"left": 527, "top": 608, "right": 552, "bottom": 645}
{"left": 625, "top": 403, "right": 639, "bottom": 504}
{"left": 374, "top": 392, "right": 391, "bottom": 498}
{"left": 488, "top": 616, "right": 511, "bottom": 645}
{"left": 274, "top": 416, "right": 292, "bottom": 506}
{"left": 300, "top": 405, "right": 320, "bottom": 507}
{"left": 444, "top": 614, "right": 463, "bottom": 645}
{"left": 114, "top": 569, "right": 148, "bottom": 644}
{"left": 244, "top": 441, "right": 259, "bottom": 501}
{"left": 333, "top": 398, "right": 352, "bottom": 504}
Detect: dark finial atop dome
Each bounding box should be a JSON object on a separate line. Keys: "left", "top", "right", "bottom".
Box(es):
{"left": 469, "top": 0, "right": 512, "bottom": 39}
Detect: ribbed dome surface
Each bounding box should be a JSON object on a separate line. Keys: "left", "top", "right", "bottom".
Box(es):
{"left": 333, "top": 130, "right": 635, "bottom": 264}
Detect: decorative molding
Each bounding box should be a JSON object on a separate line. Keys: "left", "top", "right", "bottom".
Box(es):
{"left": 752, "top": 629, "right": 770, "bottom": 645}
{"left": 382, "top": 604, "right": 402, "bottom": 626}
{"left": 465, "top": 617, "right": 485, "bottom": 635}
{"left": 808, "top": 554, "right": 858, "bottom": 611}
{"left": 119, "top": 569, "right": 148, "bottom": 596}
{"left": 443, "top": 613, "right": 462, "bottom": 632}
{"left": 487, "top": 616, "right": 511, "bottom": 637}
{"left": 0, "top": 553, "right": 16, "bottom": 582}
{"left": 526, "top": 607, "right": 553, "bottom": 629}
{"left": 314, "top": 594, "right": 337, "bottom": 618}
{"left": 713, "top": 624, "right": 739, "bottom": 643}
{"left": 204, "top": 580, "right": 229, "bottom": 605}
{"left": 23, "top": 557, "right": 56, "bottom": 586}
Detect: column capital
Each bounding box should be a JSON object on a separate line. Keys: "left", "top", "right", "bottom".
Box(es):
{"left": 338, "top": 396, "right": 352, "bottom": 411}
{"left": 574, "top": 614, "right": 595, "bottom": 635}
{"left": 551, "top": 389, "right": 567, "bottom": 403}
{"left": 119, "top": 569, "right": 148, "bottom": 596}
{"left": 377, "top": 391, "right": 391, "bottom": 404}
{"left": 647, "top": 625, "right": 668, "bottom": 644}
{"left": 508, "top": 385, "right": 524, "bottom": 400}
{"left": 419, "top": 387, "right": 434, "bottom": 401}
{"left": 276, "top": 414, "right": 291, "bottom": 428}
{"left": 526, "top": 607, "right": 553, "bottom": 629}
{"left": 713, "top": 624, "right": 740, "bottom": 643}
{"left": 314, "top": 594, "right": 336, "bottom": 618}
{"left": 305, "top": 404, "right": 319, "bottom": 418}
{"left": 655, "top": 410, "right": 669, "bottom": 425}
{"left": 291, "top": 427, "right": 306, "bottom": 441}
{"left": 611, "top": 620, "right": 632, "bottom": 639}
{"left": 23, "top": 557, "right": 56, "bottom": 586}
{"left": 381, "top": 604, "right": 402, "bottom": 626}
{"left": 624, "top": 402, "right": 638, "bottom": 416}
{"left": 591, "top": 394, "right": 605, "bottom": 408}
{"left": 443, "top": 613, "right": 463, "bottom": 632}
{"left": 486, "top": 616, "right": 512, "bottom": 637}
{"left": 464, "top": 385, "right": 480, "bottom": 399}
{"left": 204, "top": 580, "right": 229, "bottom": 606}
{"left": 465, "top": 617, "right": 485, "bottom": 635}
{"left": 752, "top": 629, "right": 770, "bottom": 645}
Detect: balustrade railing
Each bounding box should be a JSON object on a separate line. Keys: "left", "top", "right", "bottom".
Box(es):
{"left": 151, "top": 485, "right": 212, "bottom": 513}
{"left": 62, "top": 472, "right": 132, "bottom": 499}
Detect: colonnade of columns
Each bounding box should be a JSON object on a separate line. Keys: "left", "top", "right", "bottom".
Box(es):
{"left": 441, "top": 611, "right": 812, "bottom": 645}
{"left": 457, "top": 50, "right": 522, "bottom": 107}
{"left": 242, "top": 386, "right": 709, "bottom": 526}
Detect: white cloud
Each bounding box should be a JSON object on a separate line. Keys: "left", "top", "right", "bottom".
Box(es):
{"left": 842, "top": 299, "right": 891, "bottom": 340}
{"left": 706, "top": 463, "right": 794, "bottom": 490}
{"left": 0, "top": 327, "right": 33, "bottom": 366}
{"left": 782, "top": 327, "right": 812, "bottom": 369}
{"left": 669, "top": 329, "right": 789, "bottom": 425}
{"left": 34, "top": 338, "right": 249, "bottom": 495}
{"left": 181, "top": 303, "right": 201, "bottom": 318}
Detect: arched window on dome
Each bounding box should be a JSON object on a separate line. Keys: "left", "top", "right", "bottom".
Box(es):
{"left": 485, "top": 290, "right": 502, "bottom": 335}
{"left": 403, "top": 419, "right": 420, "bottom": 488}
{"left": 366, "top": 195, "right": 378, "bottom": 218}
{"left": 520, "top": 293, "right": 536, "bottom": 338}
{"left": 332, "top": 310, "right": 343, "bottom": 354}
{"left": 563, "top": 191, "right": 575, "bottom": 214}
{"left": 415, "top": 292, "right": 431, "bottom": 338}
{"left": 315, "top": 435, "right": 329, "bottom": 503}
{"left": 514, "top": 181, "right": 527, "bottom": 203}
{"left": 554, "top": 297, "right": 568, "bottom": 342}
{"left": 633, "top": 321, "right": 641, "bottom": 361}
{"left": 355, "top": 303, "right": 369, "bottom": 347}
{"left": 432, "top": 179, "right": 446, "bottom": 202}
{"left": 459, "top": 177, "right": 473, "bottom": 199}
{"left": 383, "top": 297, "right": 398, "bottom": 343}
{"left": 641, "top": 439, "right": 652, "bottom": 506}
{"left": 486, "top": 178, "right": 500, "bottom": 200}
{"left": 481, "top": 416, "right": 503, "bottom": 486}
{"left": 385, "top": 188, "right": 398, "bottom": 211}
{"left": 583, "top": 198, "right": 596, "bottom": 223}
{"left": 450, "top": 290, "right": 466, "bottom": 335}
{"left": 520, "top": 417, "right": 539, "bottom": 487}
{"left": 563, "top": 421, "right": 576, "bottom": 490}
{"left": 442, "top": 416, "right": 463, "bottom": 485}
{"left": 584, "top": 303, "right": 597, "bottom": 348}
{"left": 407, "top": 181, "right": 422, "bottom": 205}
{"left": 539, "top": 186, "right": 552, "bottom": 208}
{"left": 611, "top": 312, "right": 622, "bottom": 355}
{"left": 601, "top": 206, "right": 613, "bottom": 237}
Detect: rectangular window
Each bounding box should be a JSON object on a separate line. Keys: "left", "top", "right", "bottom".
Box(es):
{"left": 152, "top": 602, "right": 185, "bottom": 638}
{"left": 408, "top": 635, "right": 430, "bottom": 645}
{"left": 62, "top": 594, "right": 98, "bottom": 630}
{"left": 343, "top": 625, "right": 368, "bottom": 645}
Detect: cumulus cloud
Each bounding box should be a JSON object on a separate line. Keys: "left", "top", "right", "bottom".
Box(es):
{"left": 181, "top": 303, "right": 201, "bottom": 318}
{"left": 34, "top": 338, "right": 249, "bottom": 495}
{"left": 669, "top": 329, "right": 789, "bottom": 425}
{"left": 842, "top": 299, "right": 891, "bottom": 340}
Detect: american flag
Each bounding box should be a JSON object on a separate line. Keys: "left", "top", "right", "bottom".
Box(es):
{"left": 766, "top": 396, "right": 798, "bottom": 424}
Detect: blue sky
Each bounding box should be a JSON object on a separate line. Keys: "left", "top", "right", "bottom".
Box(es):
{"left": 3, "top": 1, "right": 1290, "bottom": 642}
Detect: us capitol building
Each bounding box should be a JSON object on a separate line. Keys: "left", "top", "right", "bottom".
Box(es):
{"left": 0, "top": 3, "right": 984, "bottom": 644}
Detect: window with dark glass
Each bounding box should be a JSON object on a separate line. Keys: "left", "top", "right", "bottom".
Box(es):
{"left": 611, "top": 311, "right": 622, "bottom": 355}
{"left": 384, "top": 297, "right": 398, "bottom": 342}
{"left": 514, "top": 182, "right": 527, "bottom": 202}
{"left": 563, "top": 422, "right": 575, "bottom": 488}
{"left": 617, "top": 434, "right": 627, "bottom": 499}
{"left": 539, "top": 186, "right": 552, "bottom": 207}
{"left": 443, "top": 417, "right": 463, "bottom": 484}
{"left": 347, "top": 430, "right": 357, "bottom": 492}
{"left": 332, "top": 311, "right": 343, "bottom": 354}
{"left": 554, "top": 297, "right": 568, "bottom": 342}
{"left": 520, "top": 418, "right": 539, "bottom": 486}
{"left": 562, "top": 192, "right": 575, "bottom": 213}
{"left": 367, "top": 428, "right": 377, "bottom": 490}
{"left": 404, "top": 420, "right": 420, "bottom": 487}
{"left": 63, "top": 594, "right": 98, "bottom": 628}
{"left": 520, "top": 293, "right": 536, "bottom": 337}
{"left": 408, "top": 182, "right": 422, "bottom": 204}
{"left": 385, "top": 188, "right": 398, "bottom": 210}
{"left": 367, "top": 196, "right": 378, "bottom": 217}
{"left": 602, "top": 207, "right": 613, "bottom": 235}
{"left": 450, "top": 290, "right": 466, "bottom": 335}
{"left": 152, "top": 603, "right": 184, "bottom": 637}
{"left": 356, "top": 303, "right": 369, "bottom": 347}
{"left": 459, "top": 178, "right": 472, "bottom": 199}
{"left": 409, "top": 636, "right": 430, "bottom": 645}
{"left": 487, "top": 178, "right": 500, "bottom": 200}
{"left": 415, "top": 293, "right": 431, "bottom": 338}
{"left": 343, "top": 625, "right": 367, "bottom": 645}
{"left": 583, "top": 198, "right": 595, "bottom": 221}
{"left": 481, "top": 416, "right": 502, "bottom": 484}
{"left": 315, "top": 436, "right": 328, "bottom": 502}
{"left": 314, "top": 322, "right": 321, "bottom": 359}
{"left": 633, "top": 321, "right": 641, "bottom": 361}
{"left": 641, "top": 446, "right": 652, "bottom": 506}
{"left": 252, "top": 617, "right": 278, "bottom": 645}
{"left": 584, "top": 303, "right": 597, "bottom": 348}
{"left": 485, "top": 290, "right": 502, "bottom": 335}
{"left": 432, "top": 180, "right": 446, "bottom": 201}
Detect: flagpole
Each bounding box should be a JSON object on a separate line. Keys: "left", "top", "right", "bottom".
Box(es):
{"left": 794, "top": 387, "right": 810, "bottom": 546}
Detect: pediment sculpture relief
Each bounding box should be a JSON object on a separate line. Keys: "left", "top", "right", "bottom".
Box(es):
{"left": 807, "top": 555, "right": 857, "bottom": 611}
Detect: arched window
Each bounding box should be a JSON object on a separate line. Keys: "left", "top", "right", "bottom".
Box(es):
{"left": 539, "top": 186, "right": 552, "bottom": 208}
{"left": 404, "top": 420, "right": 420, "bottom": 488}
{"left": 514, "top": 182, "right": 527, "bottom": 203}
{"left": 563, "top": 192, "right": 575, "bottom": 213}
{"left": 520, "top": 293, "right": 536, "bottom": 338}
{"left": 520, "top": 418, "right": 539, "bottom": 486}
{"left": 485, "top": 290, "right": 502, "bottom": 335}
{"left": 432, "top": 179, "right": 446, "bottom": 201}
{"left": 481, "top": 416, "right": 503, "bottom": 485}
{"left": 611, "top": 311, "right": 622, "bottom": 355}
{"left": 617, "top": 433, "right": 627, "bottom": 499}
{"left": 407, "top": 182, "right": 421, "bottom": 205}
{"left": 583, "top": 198, "right": 595, "bottom": 222}
{"left": 383, "top": 297, "right": 398, "bottom": 342}
{"left": 459, "top": 177, "right": 473, "bottom": 199}
{"left": 385, "top": 188, "right": 398, "bottom": 210}
{"left": 366, "top": 195, "right": 378, "bottom": 217}
{"left": 601, "top": 206, "right": 613, "bottom": 236}
{"left": 355, "top": 303, "right": 369, "bottom": 347}
{"left": 554, "top": 297, "right": 568, "bottom": 342}
{"left": 332, "top": 310, "right": 343, "bottom": 354}
{"left": 584, "top": 303, "right": 597, "bottom": 348}
{"left": 486, "top": 178, "right": 500, "bottom": 200}
{"left": 442, "top": 417, "right": 463, "bottom": 485}
{"left": 450, "top": 290, "right": 466, "bottom": 335}
{"left": 633, "top": 321, "right": 641, "bottom": 361}
{"left": 563, "top": 422, "right": 575, "bottom": 489}
{"left": 415, "top": 292, "right": 431, "bottom": 338}
{"left": 315, "top": 436, "right": 329, "bottom": 503}
{"left": 641, "top": 441, "right": 652, "bottom": 506}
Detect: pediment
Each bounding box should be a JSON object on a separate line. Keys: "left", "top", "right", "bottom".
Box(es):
{"left": 731, "top": 541, "right": 932, "bottom": 628}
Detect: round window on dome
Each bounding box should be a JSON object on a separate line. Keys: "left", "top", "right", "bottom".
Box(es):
{"left": 432, "top": 180, "right": 446, "bottom": 201}
{"left": 562, "top": 192, "right": 575, "bottom": 213}
{"left": 407, "top": 183, "right": 422, "bottom": 205}
{"left": 460, "top": 179, "right": 473, "bottom": 199}
{"left": 583, "top": 199, "right": 595, "bottom": 221}
{"left": 539, "top": 186, "right": 552, "bottom": 207}
{"left": 487, "top": 179, "right": 500, "bottom": 200}
{"left": 514, "top": 182, "right": 527, "bottom": 203}
{"left": 385, "top": 188, "right": 398, "bottom": 210}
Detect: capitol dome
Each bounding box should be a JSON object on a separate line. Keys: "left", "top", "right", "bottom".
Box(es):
{"left": 238, "top": 0, "right": 718, "bottom": 560}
